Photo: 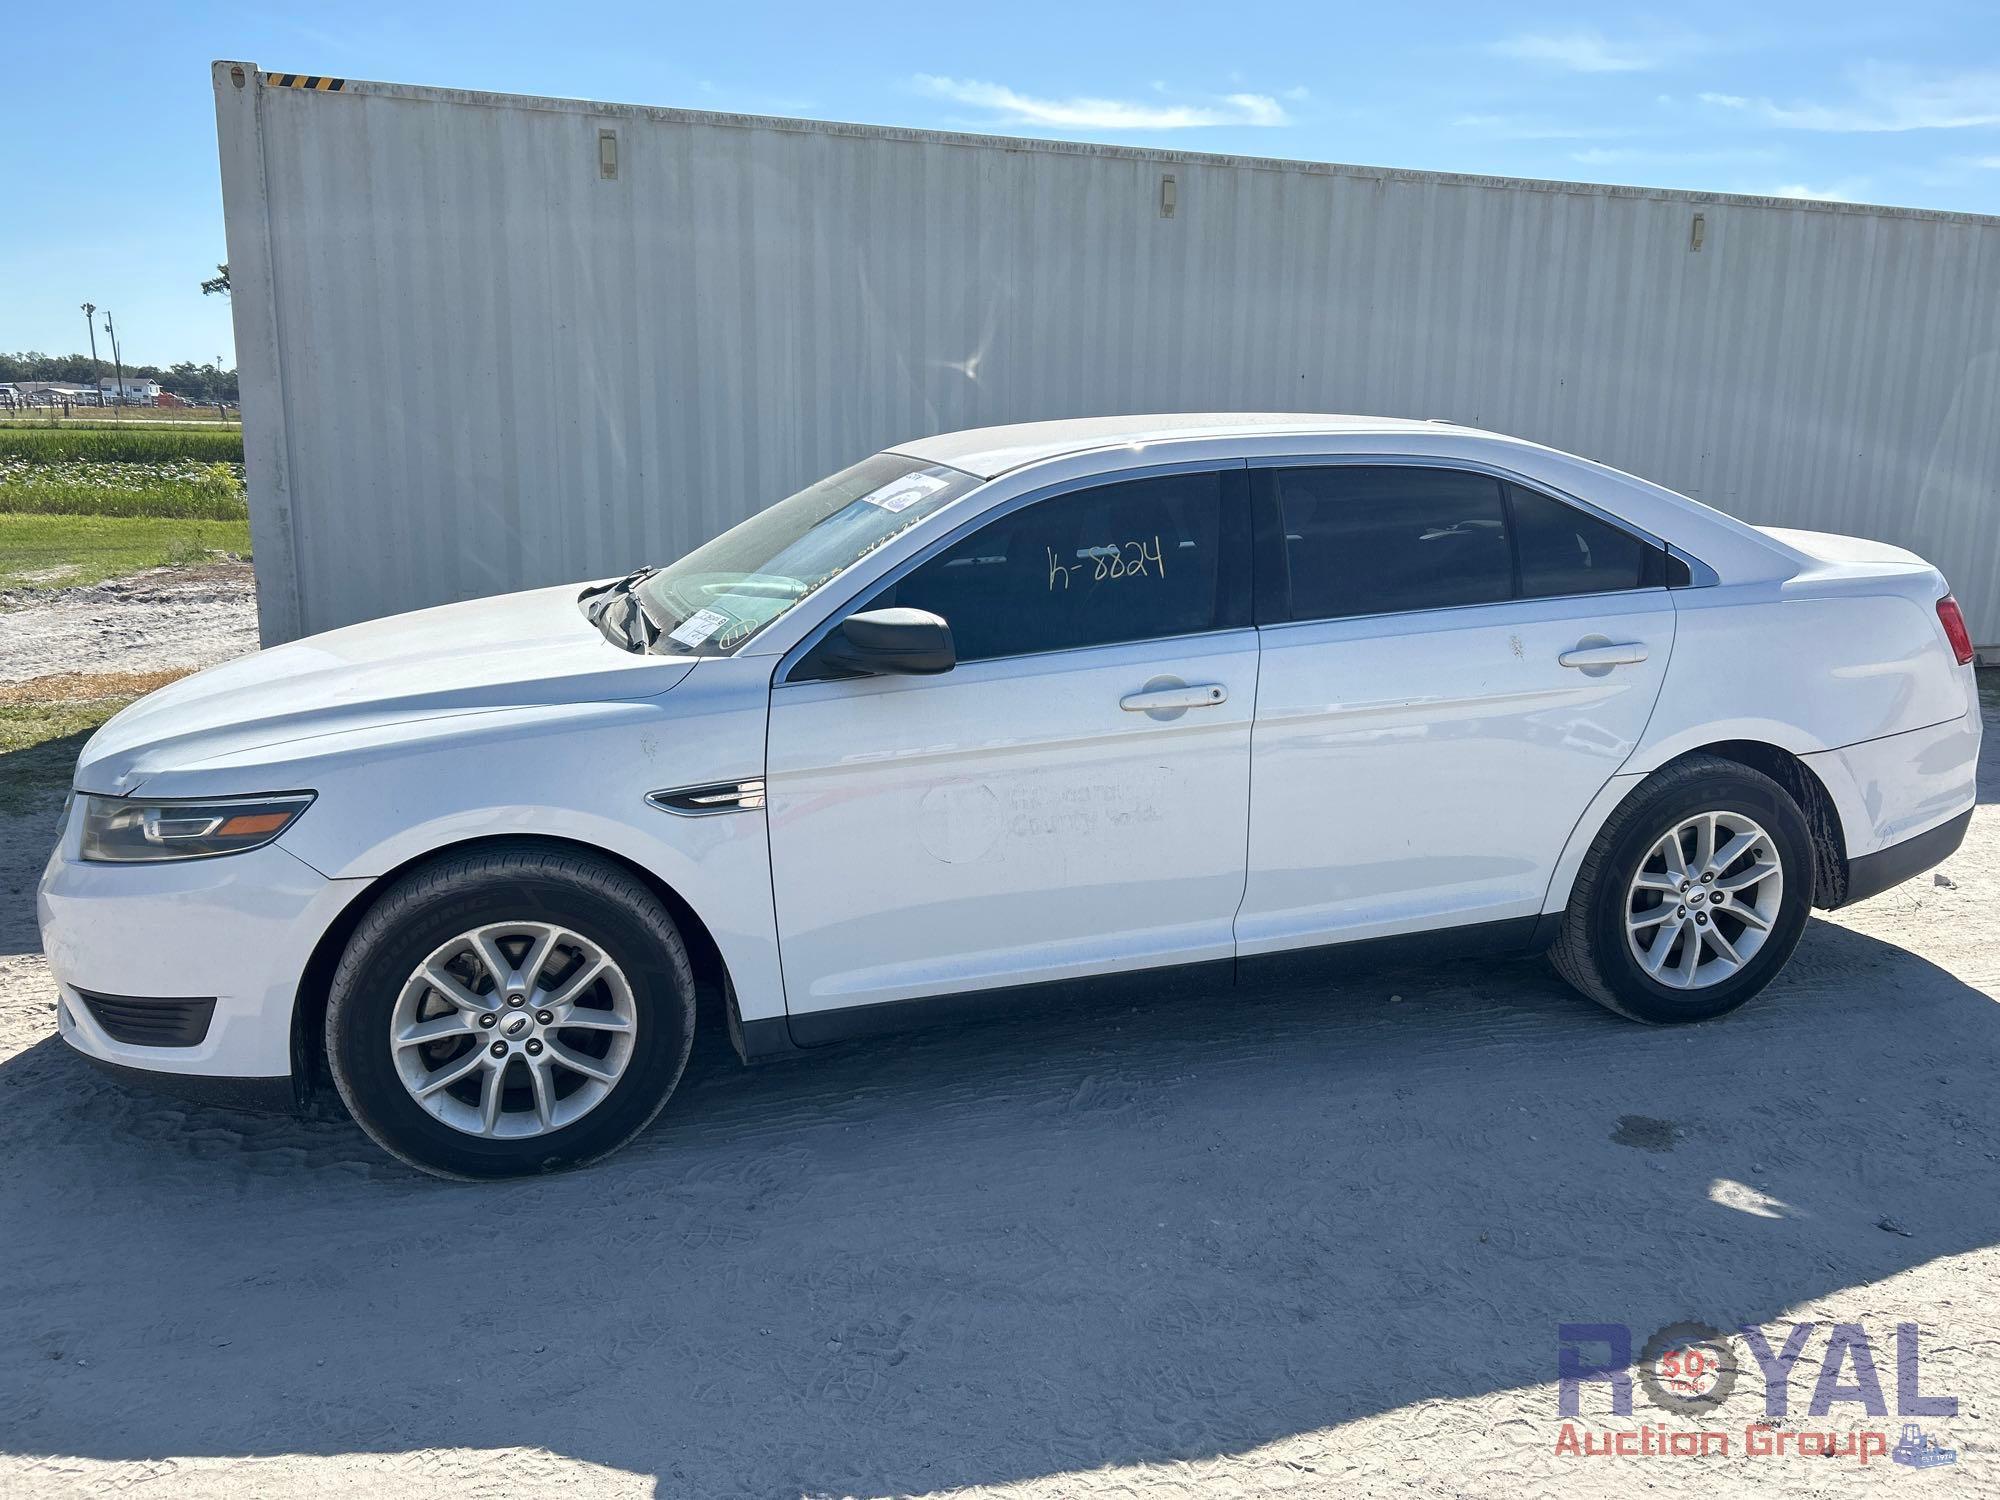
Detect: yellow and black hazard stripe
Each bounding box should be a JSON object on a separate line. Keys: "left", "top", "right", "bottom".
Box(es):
{"left": 264, "top": 73, "right": 346, "bottom": 91}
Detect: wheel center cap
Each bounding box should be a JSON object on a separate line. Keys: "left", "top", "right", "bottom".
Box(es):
{"left": 1690, "top": 890, "right": 1707, "bottom": 905}
{"left": 502, "top": 1012, "right": 535, "bottom": 1039}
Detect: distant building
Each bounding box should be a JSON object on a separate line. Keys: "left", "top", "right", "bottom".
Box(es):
{"left": 100, "top": 377, "right": 161, "bottom": 404}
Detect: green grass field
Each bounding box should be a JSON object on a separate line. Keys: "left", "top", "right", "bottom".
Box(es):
{"left": 0, "top": 422, "right": 252, "bottom": 590}
{"left": 0, "top": 425, "right": 243, "bottom": 463}
{"left": 0, "top": 513, "right": 252, "bottom": 592}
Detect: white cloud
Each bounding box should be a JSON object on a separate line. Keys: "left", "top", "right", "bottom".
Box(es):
{"left": 1491, "top": 28, "right": 1700, "bottom": 74}
{"left": 1765, "top": 179, "right": 1870, "bottom": 202}
{"left": 1957, "top": 155, "right": 2000, "bottom": 168}
{"left": 1702, "top": 64, "right": 2000, "bottom": 132}
{"left": 914, "top": 75, "right": 1288, "bottom": 131}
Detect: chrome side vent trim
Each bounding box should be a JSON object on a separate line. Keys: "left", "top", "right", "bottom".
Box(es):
{"left": 647, "top": 779, "right": 766, "bottom": 816}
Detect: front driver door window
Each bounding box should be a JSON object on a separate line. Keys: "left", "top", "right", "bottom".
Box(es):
{"left": 877, "top": 471, "right": 1229, "bottom": 660}
{"left": 765, "top": 467, "right": 1256, "bottom": 1026}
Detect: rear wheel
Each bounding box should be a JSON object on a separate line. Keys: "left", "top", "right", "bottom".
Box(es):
{"left": 326, "top": 844, "right": 696, "bottom": 1178}
{"left": 1550, "top": 756, "right": 1814, "bottom": 1023}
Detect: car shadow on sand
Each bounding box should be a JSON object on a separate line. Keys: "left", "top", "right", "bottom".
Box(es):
{"left": 0, "top": 913, "right": 1995, "bottom": 1495}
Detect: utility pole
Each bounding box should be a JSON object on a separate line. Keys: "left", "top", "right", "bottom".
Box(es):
{"left": 103, "top": 310, "right": 126, "bottom": 418}
{"left": 81, "top": 303, "right": 100, "bottom": 403}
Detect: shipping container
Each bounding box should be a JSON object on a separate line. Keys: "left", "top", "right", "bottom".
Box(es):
{"left": 213, "top": 61, "right": 2000, "bottom": 645}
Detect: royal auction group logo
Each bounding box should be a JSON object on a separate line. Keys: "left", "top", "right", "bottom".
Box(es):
{"left": 1556, "top": 1320, "right": 1959, "bottom": 1468}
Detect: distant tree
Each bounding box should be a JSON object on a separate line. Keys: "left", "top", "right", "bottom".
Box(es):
{"left": 0, "top": 350, "right": 97, "bottom": 384}
{"left": 200, "top": 263, "right": 231, "bottom": 297}
{"left": 160, "top": 360, "right": 239, "bottom": 403}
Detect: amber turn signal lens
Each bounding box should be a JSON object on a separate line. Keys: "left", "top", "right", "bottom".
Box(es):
{"left": 217, "top": 812, "right": 293, "bottom": 836}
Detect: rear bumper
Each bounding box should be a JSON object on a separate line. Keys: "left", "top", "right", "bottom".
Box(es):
{"left": 1803, "top": 713, "right": 1980, "bottom": 860}
{"left": 1831, "top": 807, "right": 1974, "bottom": 909}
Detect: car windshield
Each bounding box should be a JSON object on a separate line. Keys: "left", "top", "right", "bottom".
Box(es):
{"left": 626, "top": 453, "right": 979, "bottom": 655}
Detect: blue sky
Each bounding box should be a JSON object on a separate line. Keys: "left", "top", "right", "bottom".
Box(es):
{"left": 4, "top": 1, "right": 1997, "bottom": 367}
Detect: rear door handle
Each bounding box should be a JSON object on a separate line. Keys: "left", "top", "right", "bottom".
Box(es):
{"left": 1558, "top": 642, "right": 1649, "bottom": 669}
{"left": 1120, "top": 683, "right": 1228, "bottom": 712}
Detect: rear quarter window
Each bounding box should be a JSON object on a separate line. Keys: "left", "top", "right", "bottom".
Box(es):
{"left": 1507, "top": 482, "right": 1652, "bottom": 597}
{"left": 1268, "top": 465, "right": 1666, "bottom": 622}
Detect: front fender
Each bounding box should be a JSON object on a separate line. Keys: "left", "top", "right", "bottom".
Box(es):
{"left": 148, "top": 660, "right": 788, "bottom": 1027}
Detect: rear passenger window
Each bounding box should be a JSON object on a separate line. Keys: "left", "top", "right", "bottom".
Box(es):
{"left": 1275, "top": 467, "right": 1513, "bottom": 621}
{"left": 871, "top": 471, "right": 1236, "bottom": 662}
{"left": 1271, "top": 466, "right": 1661, "bottom": 622}
{"left": 1508, "top": 483, "right": 1651, "bottom": 597}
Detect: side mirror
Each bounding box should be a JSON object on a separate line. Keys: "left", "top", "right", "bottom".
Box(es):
{"left": 816, "top": 607, "right": 956, "bottom": 676}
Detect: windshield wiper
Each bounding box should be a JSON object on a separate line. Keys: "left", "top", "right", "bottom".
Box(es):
{"left": 600, "top": 565, "right": 659, "bottom": 599}
{"left": 581, "top": 567, "right": 662, "bottom": 650}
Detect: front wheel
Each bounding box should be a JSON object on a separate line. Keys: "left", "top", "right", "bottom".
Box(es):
{"left": 1550, "top": 756, "right": 1815, "bottom": 1024}
{"left": 325, "top": 844, "right": 697, "bottom": 1178}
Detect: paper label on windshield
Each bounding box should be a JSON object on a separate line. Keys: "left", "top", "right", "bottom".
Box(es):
{"left": 667, "top": 607, "right": 730, "bottom": 648}
{"left": 864, "top": 472, "right": 950, "bottom": 514}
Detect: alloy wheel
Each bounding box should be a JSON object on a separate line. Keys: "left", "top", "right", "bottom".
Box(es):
{"left": 1624, "top": 811, "right": 1785, "bottom": 991}
{"left": 389, "top": 921, "right": 638, "bottom": 1138}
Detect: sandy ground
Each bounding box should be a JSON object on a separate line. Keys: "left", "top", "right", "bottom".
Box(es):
{"left": 0, "top": 582, "right": 1995, "bottom": 1498}
{"left": 0, "top": 563, "right": 259, "bottom": 683}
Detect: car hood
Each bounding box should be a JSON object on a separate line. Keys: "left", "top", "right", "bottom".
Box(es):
{"left": 75, "top": 582, "right": 698, "bottom": 794}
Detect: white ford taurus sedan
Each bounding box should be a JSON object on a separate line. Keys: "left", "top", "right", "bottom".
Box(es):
{"left": 39, "top": 414, "right": 1981, "bottom": 1177}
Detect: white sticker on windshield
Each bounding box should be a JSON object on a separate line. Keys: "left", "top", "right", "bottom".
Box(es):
{"left": 667, "top": 607, "right": 730, "bottom": 648}
{"left": 864, "top": 472, "right": 950, "bottom": 514}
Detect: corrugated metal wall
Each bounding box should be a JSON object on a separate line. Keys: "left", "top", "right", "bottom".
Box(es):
{"left": 214, "top": 63, "right": 2000, "bottom": 644}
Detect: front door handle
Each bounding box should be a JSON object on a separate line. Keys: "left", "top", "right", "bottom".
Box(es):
{"left": 1558, "top": 642, "right": 1649, "bottom": 669}
{"left": 1120, "top": 683, "right": 1228, "bottom": 712}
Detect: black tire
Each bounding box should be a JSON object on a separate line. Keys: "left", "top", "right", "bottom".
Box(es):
{"left": 326, "top": 842, "right": 696, "bottom": 1179}
{"left": 1549, "top": 756, "right": 1815, "bottom": 1024}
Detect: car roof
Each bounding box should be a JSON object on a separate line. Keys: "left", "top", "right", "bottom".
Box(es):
{"left": 889, "top": 413, "right": 1479, "bottom": 479}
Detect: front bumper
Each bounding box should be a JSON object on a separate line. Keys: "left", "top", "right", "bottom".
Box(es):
{"left": 38, "top": 805, "right": 367, "bottom": 1092}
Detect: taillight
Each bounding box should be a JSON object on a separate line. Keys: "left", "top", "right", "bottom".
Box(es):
{"left": 1937, "top": 594, "right": 1975, "bottom": 666}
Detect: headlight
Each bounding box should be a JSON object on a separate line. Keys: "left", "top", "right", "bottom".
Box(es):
{"left": 78, "top": 792, "right": 316, "bottom": 863}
